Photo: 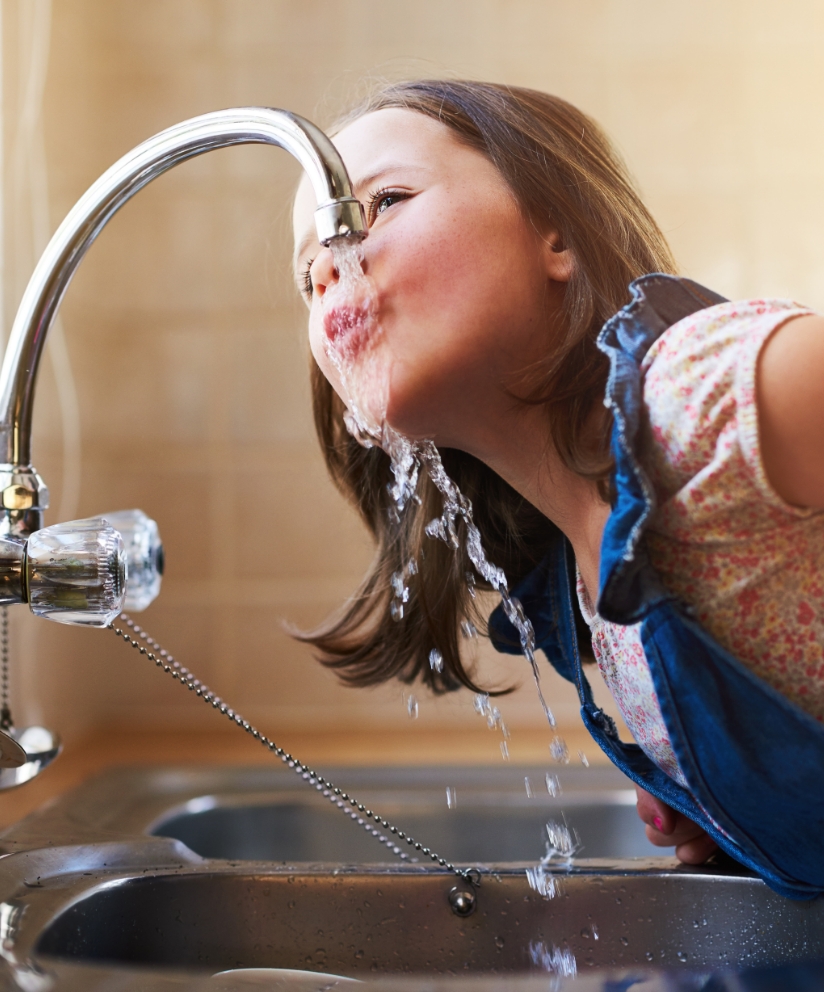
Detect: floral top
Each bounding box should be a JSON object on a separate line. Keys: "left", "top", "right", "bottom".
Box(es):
{"left": 577, "top": 298, "right": 823, "bottom": 783}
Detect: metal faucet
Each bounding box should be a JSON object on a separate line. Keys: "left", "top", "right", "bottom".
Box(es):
{"left": 0, "top": 107, "right": 367, "bottom": 543}
{"left": 0, "top": 109, "right": 367, "bottom": 782}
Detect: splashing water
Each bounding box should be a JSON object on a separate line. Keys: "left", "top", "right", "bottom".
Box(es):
{"left": 550, "top": 736, "right": 570, "bottom": 764}
{"left": 390, "top": 558, "right": 418, "bottom": 622}
{"left": 429, "top": 648, "right": 443, "bottom": 673}
{"left": 460, "top": 619, "right": 478, "bottom": 639}
{"left": 529, "top": 941, "right": 577, "bottom": 985}
{"left": 473, "top": 691, "right": 511, "bottom": 760}
{"left": 545, "top": 772, "right": 562, "bottom": 797}
{"left": 322, "top": 237, "right": 558, "bottom": 732}
{"left": 446, "top": 786, "right": 457, "bottom": 809}
{"left": 526, "top": 819, "right": 580, "bottom": 901}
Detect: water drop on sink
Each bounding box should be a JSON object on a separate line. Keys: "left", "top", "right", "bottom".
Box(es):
{"left": 495, "top": 936, "right": 505, "bottom": 949}
{"left": 677, "top": 951, "right": 687, "bottom": 962}
{"left": 620, "top": 936, "right": 628, "bottom": 946}
{"left": 645, "top": 951, "right": 654, "bottom": 961}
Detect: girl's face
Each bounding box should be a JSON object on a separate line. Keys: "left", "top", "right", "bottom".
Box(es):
{"left": 293, "top": 108, "right": 571, "bottom": 456}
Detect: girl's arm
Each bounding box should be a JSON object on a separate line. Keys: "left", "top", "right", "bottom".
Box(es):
{"left": 758, "top": 314, "right": 824, "bottom": 509}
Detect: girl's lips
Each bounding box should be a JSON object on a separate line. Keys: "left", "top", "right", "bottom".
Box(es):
{"left": 323, "top": 303, "right": 374, "bottom": 358}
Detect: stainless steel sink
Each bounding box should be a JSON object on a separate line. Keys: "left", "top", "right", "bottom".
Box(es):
{"left": 0, "top": 764, "right": 819, "bottom": 991}
{"left": 145, "top": 765, "right": 650, "bottom": 862}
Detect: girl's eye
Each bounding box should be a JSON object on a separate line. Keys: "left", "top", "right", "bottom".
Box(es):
{"left": 301, "top": 258, "right": 315, "bottom": 299}
{"left": 367, "top": 188, "right": 408, "bottom": 222}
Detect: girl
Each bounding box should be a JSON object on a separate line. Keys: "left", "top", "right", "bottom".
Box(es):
{"left": 292, "top": 80, "right": 824, "bottom": 898}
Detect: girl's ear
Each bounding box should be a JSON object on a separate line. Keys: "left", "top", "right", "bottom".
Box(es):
{"left": 540, "top": 227, "right": 574, "bottom": 283}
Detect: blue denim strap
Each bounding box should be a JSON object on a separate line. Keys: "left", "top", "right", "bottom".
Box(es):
{"left": 596, "top": 275, "right": 727, "bottom": 624}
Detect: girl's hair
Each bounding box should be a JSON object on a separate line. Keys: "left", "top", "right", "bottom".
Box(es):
{"left": 296, "top": 79, "right": 676, "bottom": 694}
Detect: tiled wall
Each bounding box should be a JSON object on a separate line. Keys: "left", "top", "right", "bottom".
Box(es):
{"left": 5, "top": 0, "right": 824, "bottom": 744}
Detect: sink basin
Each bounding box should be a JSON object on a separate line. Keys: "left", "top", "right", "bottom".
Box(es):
{"left": 0, "top": 764, "right": 820, "bottom": 990}
{"left": 31, "top": 864, "right": 824, "bottom": 975}
{"left": 146, "top": 765, "right": 650, "bottom": 862}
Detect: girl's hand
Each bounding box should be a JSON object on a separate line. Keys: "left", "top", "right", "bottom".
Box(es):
{"left": 634, "top": 785, "right": 718, "bottom": 864}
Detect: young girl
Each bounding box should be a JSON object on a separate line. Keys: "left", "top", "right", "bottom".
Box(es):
{"left": 291, "top": 80, "right": 824, "bottom": 899}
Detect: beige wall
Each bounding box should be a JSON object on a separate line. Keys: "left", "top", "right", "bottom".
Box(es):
{"left": 2, "top": 0, "right": 823, "bottom": 748}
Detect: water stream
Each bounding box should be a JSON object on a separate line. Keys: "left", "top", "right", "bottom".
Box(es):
{"left": 323, "top": 237, "right": 579, "bottom": 972}
{"left": 324, "top": 238, "right": 557, "bottom": 731}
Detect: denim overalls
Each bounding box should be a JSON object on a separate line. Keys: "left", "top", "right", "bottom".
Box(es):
{"left": 489, "top": 274, "right": 824, "bottom": 900}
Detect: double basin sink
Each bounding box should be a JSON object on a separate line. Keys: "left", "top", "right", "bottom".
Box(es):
{"left": 0, "top": 764, "right": 820, "bottom": 989}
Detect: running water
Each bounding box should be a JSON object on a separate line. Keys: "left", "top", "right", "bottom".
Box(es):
{"left": 323, "top": 235, "right": 580, "bottom": 956}
{"left": 322, "top": 237, "right": 557, "bottom": 730}
{"left": 528, "top": 941, "right": 577, "bottom": 987}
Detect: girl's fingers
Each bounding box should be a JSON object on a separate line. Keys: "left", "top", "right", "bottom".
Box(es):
{"left": 634, "top": 784, "right": 678, "bottom": 834}
{"left": 644, "top": 817, "right": 705, "bottom": 847}
{"left": 675, "top": 833, "right": 719, "bottom": 865}
{"left": 636, "top": 784, "right": 718, "bottom": 863}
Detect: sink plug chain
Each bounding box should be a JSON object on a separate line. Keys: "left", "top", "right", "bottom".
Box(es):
{"left": 110, "top": 614, "right": 481, "bottom": 891}
{"left": 0, "top": 605, "right": 11, "bottom": 731}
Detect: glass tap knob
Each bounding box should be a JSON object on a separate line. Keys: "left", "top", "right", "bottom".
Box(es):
{"left": 103, "top": 509, "right": 163, "bottom": 611}
{"left": 25, "top": 517, "right": 126, "bottom": 626}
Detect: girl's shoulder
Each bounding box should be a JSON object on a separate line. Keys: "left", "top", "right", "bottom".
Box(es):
{"left": 641, "top": 297, "right": 815, "bottom": 382}
{"left": 640, "top": 297, "right": 818, "bottom": 514}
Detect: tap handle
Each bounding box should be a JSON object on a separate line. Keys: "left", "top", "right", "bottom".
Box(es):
{"left": 103, "top": 509, "right": 164, "bottom": 611}
{"left": 25, "top": 518, "right": 125, "bottom": 626}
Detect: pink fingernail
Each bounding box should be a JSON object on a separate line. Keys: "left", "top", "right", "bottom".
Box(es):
{"left": 653, "top": 816, "right": 663, "bottom": 831}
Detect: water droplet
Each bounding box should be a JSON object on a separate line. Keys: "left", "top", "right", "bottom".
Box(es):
{"left": 645, "top": 951, "right": 654, "bottom": 962}
{"left": 545, "top": 773, "right": 561, "bottom": 797}
{"left": 390, "top": 600, "right": 404, "bottom": 622}
{"left": 446, "top": 786, "right": 456, "bottom": 809}
{"left": 620, "top": 936, "right": 628, "bottom": 946}
{"left": 407, "top": 695, "right": 418, "bottom": 719}
{"left": 460, "top": 619, "right": 477, "bottom": 639}
{"left": 474, "top": 692, "right": 490, "bottom": 716}
{"left": 425, "top": 517, "right": 444, "bottom": 541}
{"left": 429, "top": 648, "right": 443, "bottom": 672}
{"left": 500, "top": 740, "right": 510, "bottom": 761}
{"left": 494, "top": 936, "right": 504, "bottom": 949}
{"left": 577, "top": 749, "right": 590, "bottom": 768}
{"left": 549, "top": 736, "right": 570, "bottom": 764}
{"left": 592, "top": 924, "right": 599, "bottom": 941}
{"left": 524, "top": 776, "right": 533, "bottom": 798}
{"left": 677, "top": 951, "right": 687, "bottom": 962}
{"left": 528, "top": 941, "right": 576, "bottom": 978}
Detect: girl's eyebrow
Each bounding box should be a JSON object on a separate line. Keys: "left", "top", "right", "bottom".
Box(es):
{"left": 351, "top": 162, "right": 430, "bottom": 198}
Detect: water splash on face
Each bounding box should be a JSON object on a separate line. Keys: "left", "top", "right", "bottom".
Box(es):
{"left": 322, "top": 237, "right": 557, "bottom": 731}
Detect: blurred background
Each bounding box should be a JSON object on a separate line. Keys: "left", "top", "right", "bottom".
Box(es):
{"left": 2, "top": 0, "right": 823, "bottom": 766}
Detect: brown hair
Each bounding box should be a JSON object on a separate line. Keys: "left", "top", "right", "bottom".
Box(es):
{"left": 296, "top": 80, "right": 676, "bottom": 694}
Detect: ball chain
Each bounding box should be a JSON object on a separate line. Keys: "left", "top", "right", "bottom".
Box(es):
{"left": 110, "top": 613, "right": 480, "bottom": 889}
{"left": 0, "top": 606, "right": 11, "bottom": 732}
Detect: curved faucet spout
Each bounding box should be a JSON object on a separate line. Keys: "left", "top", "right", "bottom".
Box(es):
{"left": 0, "top": 107, "right": 367, "bottom": 535}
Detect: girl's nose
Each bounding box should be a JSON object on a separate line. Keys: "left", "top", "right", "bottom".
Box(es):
{"left": 309, "top": 247, "right": 337, "bottom": 299}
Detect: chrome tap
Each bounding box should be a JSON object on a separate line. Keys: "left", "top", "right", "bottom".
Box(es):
{"left": 0, "top": 108, "right": 367, "bottom": 545}
{"left": 0, "top": 109, "right": 366, "bottom": 782}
